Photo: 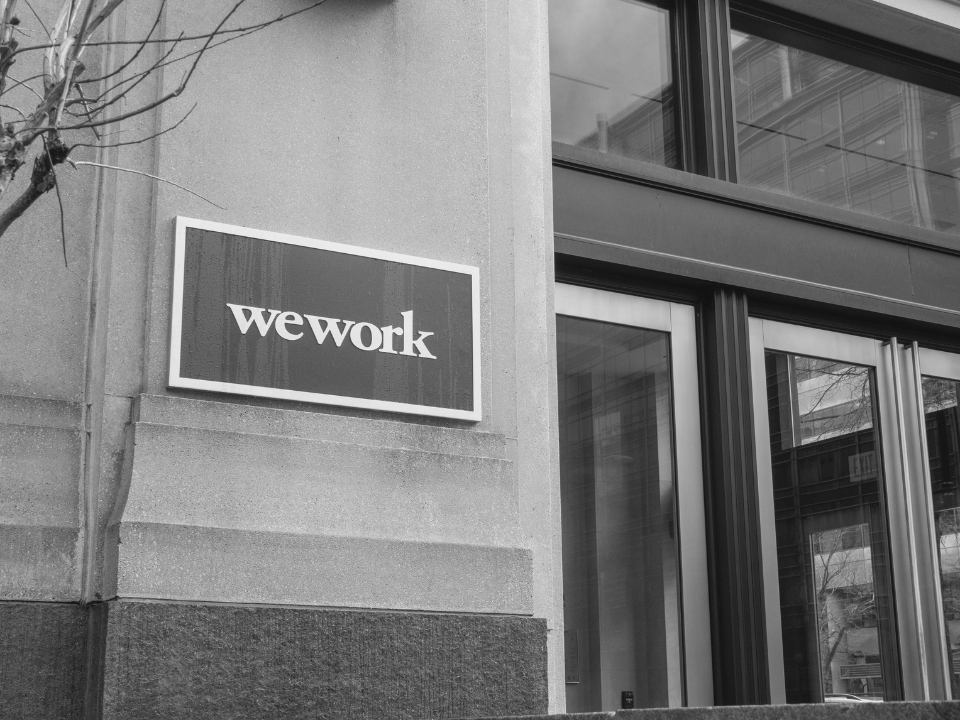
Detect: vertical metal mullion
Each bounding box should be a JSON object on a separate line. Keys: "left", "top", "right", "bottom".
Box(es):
{"left": 911, "top": 342, "right": 954, "bottom": 698}
{"left": 673, "top": 0, "right": 699, "bottom": 175}
{"left": 889, "top": 339, "right": 931, "bottom": 700}
{"left": 686, "top": 0, "right": 739, "bottom": 181}
{"left": 701, "top": 288, "right": 769, "bottom": 705}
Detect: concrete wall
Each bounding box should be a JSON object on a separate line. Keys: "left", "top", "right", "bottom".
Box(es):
{"left": 0, "top": 0, "right": 98, "bottom": 604}
{"left": 119, "top": 0, "right": 558, "bottom": 637}
{"left": 1, "top": 0, "right": 561, "bottom": 715}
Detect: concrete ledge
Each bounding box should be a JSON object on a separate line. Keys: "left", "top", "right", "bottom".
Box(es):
{"left": 0, "top": 421, "right": 80, "bottom": 527}
{"left": 0, "top": 394, "right": 81, "bottom": 429}
{"left": 125, "top": 420, "right": 519, "bottom": 546}
{"left": 139, "top": 393, "right": 508, "bottom": 458}
{"left": 481, "top": 704, "right": 960, "bottom": 720}
{"left": 0, "top": 524, "right": 79, "bottom": 600}
{"left": 116, "top": 521, "right": 533, "bottom": 614}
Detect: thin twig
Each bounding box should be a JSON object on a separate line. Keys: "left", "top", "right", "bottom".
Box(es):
{"left": 0, "top": 102, "right": 25, "bottom": 119}
{"left": 42, "top": 134, "right": 70, "bottom": 270}
{"left": 73, "top": 83, "right": 99, "bottom": 140}
{"left": 80, "top": 32, "right": 184, "bottom": 112}
{"left": 68, "top": 158, "right": 226, "bottom": 209}
{"left": 87, "top": 0, "right": 166, "bottom": 86}
{"left": 82, "top": 24, "right": 263, "bottom": 94}
{"left": 7, "top": 0, "right": 327, "bottom": 58}
{"left": 23, "top": 0, "right": 250, "bottom": 134}
{"left": 3, "top": 72, "right": 46, "bottom": 101}
{"left": 21, "top": 0, "right": 51, "bottom": 39}
{"left": 70, "top": 102, "right": 194, "bottom": 151}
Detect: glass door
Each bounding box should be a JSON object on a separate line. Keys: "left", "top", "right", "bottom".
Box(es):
{"left": 749, "top": 320, "right": 927, "bottom": 704}
{"left": 915, "top": 346, "right": 960, "bottom": 699}
{"left": 556, "top": 285, "right": 712, "bottom": 709}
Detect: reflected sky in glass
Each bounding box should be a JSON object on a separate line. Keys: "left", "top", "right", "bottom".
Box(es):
{"left": 549, "top": 0, "right": 678, "bottom": 167}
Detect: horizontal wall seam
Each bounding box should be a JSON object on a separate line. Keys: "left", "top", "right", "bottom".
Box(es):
{"left": 118, "top": 521, "right": 530, "bottom": 553}
{"left": 132, "top": 420, "right": 512, "bottom": 463}
{"left": 107, "top": 596, "right": 540, "bottom": 619}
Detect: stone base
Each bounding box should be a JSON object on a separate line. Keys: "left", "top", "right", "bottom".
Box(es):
{"left": 0, "top": 601, "right": 93, "bottom": 720}
{"left": 101, "top": 599, "right": 548, "bottom": 720}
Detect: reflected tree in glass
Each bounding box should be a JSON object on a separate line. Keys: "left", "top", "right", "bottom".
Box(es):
{"left": 765, "top": 351, "right": 899, "bottom": 703}
{"left": 811, "top": 524, "right": 877, "bottom": 694}
{"left": 921, "top": 376, "right": 960, "bottom": 698}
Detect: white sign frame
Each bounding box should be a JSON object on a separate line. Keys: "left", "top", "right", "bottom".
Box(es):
{"left": 169, "top": 216, "right": 482, "bottom": 421}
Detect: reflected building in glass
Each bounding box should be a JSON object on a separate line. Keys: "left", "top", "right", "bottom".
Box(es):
{"left": 567, "top": 83, "right": 678, "bottom": 168}
{"left": 731, "top": 33, "right": 960, "bottom": 235}
{"left": 549, "top": 0, "right": 680, "bottom": 169}
{"left": 764, "top": 353, "right": 899, "bottom": 703}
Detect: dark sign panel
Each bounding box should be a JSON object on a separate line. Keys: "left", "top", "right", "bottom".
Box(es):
{"left": 169, "top": 217, "right": 480, "bottom": 420}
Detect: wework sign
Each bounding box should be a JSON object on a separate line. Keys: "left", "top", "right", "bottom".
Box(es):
{"left": 169, "top": 217, "right": 480, "bottom": 420}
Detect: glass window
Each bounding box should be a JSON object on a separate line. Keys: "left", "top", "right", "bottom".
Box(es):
{"left": 549, "top": 0, "right": 680, "bottom": 169}
{"left": 730, "top": 24, "right": 960, "bottom": 235}
{"left": 921, "top": 376, "right": 960, "bottom": 698}
{"left": 763, "top": 351, "right": 901, "bottom": 703}
{"left": 557, "top": 315, "right": 682, "bottom": 710}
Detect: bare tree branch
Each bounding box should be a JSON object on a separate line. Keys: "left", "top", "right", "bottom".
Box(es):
{"left": 70, "top": 102, "right": 194, "bottom": 150}
{"left": 43, "top": 134, "right": 68, "bottom": 267}
{"left": 68, "top": 158, "right": 225, "bottom": 209}
{"left": 0, "top": 0, "right": 329, "bottom": 237}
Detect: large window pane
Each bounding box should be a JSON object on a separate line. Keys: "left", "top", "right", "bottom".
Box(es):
{"left": 557, "top": 315, "right": 682, "bottom": 711}
{"left": 549, "top": 0, "right": 680, "bottom": 168}
{"left": 764, "top": 352, "right": 901, "bottom": 703}
{"left": 731, "top": 27, "right": 960, "bottom": 235}
{"left": 921, "top": 376, "right": 960, "bottom": 698}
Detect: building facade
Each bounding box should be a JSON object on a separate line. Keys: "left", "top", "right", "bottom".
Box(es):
{"left": 3, "top": 0, "right": 960, "bottom": 718}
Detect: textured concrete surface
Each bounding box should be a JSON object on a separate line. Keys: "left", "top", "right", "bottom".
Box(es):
{"left": 144, "top": 0, "right": 494, "bottom": 399}
{"left": 0, "top": 525, "right": 79, "bottom": 600}
{"left": 0, "top": 423, "right": 80, "bottom": 527}
{"left": 123, "top": 420, "right": 517, "bottom": 544}
{"left": 497, "top": 0, "right": 563, "bottom": 706}
{"left": 0, "top": 163, "right": 93, "bottom": 400}
{"left": 482, "top": 705, "right": 960, "bottom": 720}
{"left": 111, "top": 413, "right": 532, "bottom": 610}
{"left": 0, "top": 601, "right": 88, "bottom": 719}
{"left": 0, "top": 395, "right": 82, "bottom": 600}
{"left": 101, "top": 600, "right": 548, "bottom": 720}
{"left": 116, "top": 521, "right": 533, "bottom": 613}
{"left": 137, "top": 394, "right": 508, "bottom": 459}
{"left": 97, "top": 0, "right": 561, "bottom": 707}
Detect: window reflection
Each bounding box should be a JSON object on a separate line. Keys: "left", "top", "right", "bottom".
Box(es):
{"left": 731, "top": 29, "right": 960, "bottom": 234}
{"left": 921, "top": 377, "right": 960, "bottom": 697}
{"left": 557, "top": 316, "right": 682, "bottom": 711}
{"left": 549, "top": 0, "right": 679, "bottom": 168}
{"left": 810, "top": 523, "right": 883, "bottom": 698}
{"left": 765, "top": 352, "right": 900, "bottom": 703}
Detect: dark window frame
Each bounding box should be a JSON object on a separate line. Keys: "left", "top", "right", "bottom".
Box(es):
{"left": 549, "top": 0, "right": 693, "bottom": 173}
{"left": 553, "top": 0, "right": 960, "bottom": 243}
{"left": 550, "top": 1, "right": 960, "bottom": 707}
{"left": 729, "top": 1, "right": 960, "bottom": 100}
